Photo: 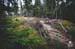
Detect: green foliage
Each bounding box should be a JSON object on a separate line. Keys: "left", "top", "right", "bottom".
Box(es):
{"left": 16, "top": 38, "right": 30, "bottom": 44}
{"left": 15, "top": 37, "right": 45, "bottom": 44}
{"left": 13, "top": 19, "right": 23, "bottom": 26}
{"left": 54, "top": 20, "right": 75, "bottom": 42}
{"left": 8, "top": 27, "right": 45, "bottom": 44}
{"left": 6, "top": 18, "right": 44, "bottom": 45}
{"left": 29, "top": 37, "right": 45, "bottom": 44}
{"left": 53, "top": 20, "right": 74, "bottom": 31}
{"left": 60, "top": 20, "right": 75, "bottom": 37}
{"left": 12, "top": 27, "right": 37, "bottom": 37}
{"left": 61, "top": 20, "right": 73, "bottom": 26}
{"left": 13, "top": 27, "right": 44, "bottom": 44}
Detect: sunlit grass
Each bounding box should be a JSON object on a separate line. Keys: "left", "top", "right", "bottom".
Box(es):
{"left": 60, "top": 20, "right": 73, "bottom": 26}
{"left": 7, "top": 16, "right": 46, "bottom": 45}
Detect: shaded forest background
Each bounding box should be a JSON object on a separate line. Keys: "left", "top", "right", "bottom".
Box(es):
{"left": 0, "top": 0, "right": 75, "bottom": 21}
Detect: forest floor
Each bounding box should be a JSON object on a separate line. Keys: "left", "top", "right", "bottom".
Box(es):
{"left": 8, "top": 16, "right": 75, "bottom": 49}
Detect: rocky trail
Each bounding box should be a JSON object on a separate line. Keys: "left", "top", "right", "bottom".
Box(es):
{"left": 23, "top": 17, "right": 74, "bottom": 48}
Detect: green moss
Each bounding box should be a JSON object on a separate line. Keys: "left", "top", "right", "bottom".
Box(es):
{"left": 15, "top": 37, "right": 45, "bottom": 44}
{"left": 6, "top": 17, "right": 43, "bottom": 44}
{"left": 14, "top": 27, "right": 43, "bottom": 44}
{"left": 60, "top": 20, "right": 73, "bottom": 26}
{"left": 15, "top": 38, "right": 30, "bottom": 44}
{"left": 30, "top": 37, "right": 45, "bottom": 44}
{"left": 13, "top": 19, "right": 23, "bottom": 26}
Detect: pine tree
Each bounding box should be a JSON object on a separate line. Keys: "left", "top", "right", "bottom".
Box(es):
{"left": 43, "top": 0, "right": 55, "bottom": 18}
{"left": 33, "top": 0, "right": 43, "bottom": 17}
{"left": 23, "top": 0, "right": 32, "bottom": 16}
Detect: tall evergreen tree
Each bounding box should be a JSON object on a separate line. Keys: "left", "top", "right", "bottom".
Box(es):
{"left": 33, "top": 0, "right": 42, "bottom": 17}
{"left": 12, "top": 0, "right": 18, "bottom": 15}
{"left": 23, "top": 0, "right": 32, "bottom": 16}
{"left": 43, "top": 0, "right": 55, "bottom": 18}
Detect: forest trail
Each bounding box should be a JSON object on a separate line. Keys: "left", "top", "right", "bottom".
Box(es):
{"left": 23, "top": 17, "right": 73, "bottom": 48}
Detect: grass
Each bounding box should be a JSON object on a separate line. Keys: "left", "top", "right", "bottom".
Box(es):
{"left": 7, "top": 16, "right": 46, "bottom": 45}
